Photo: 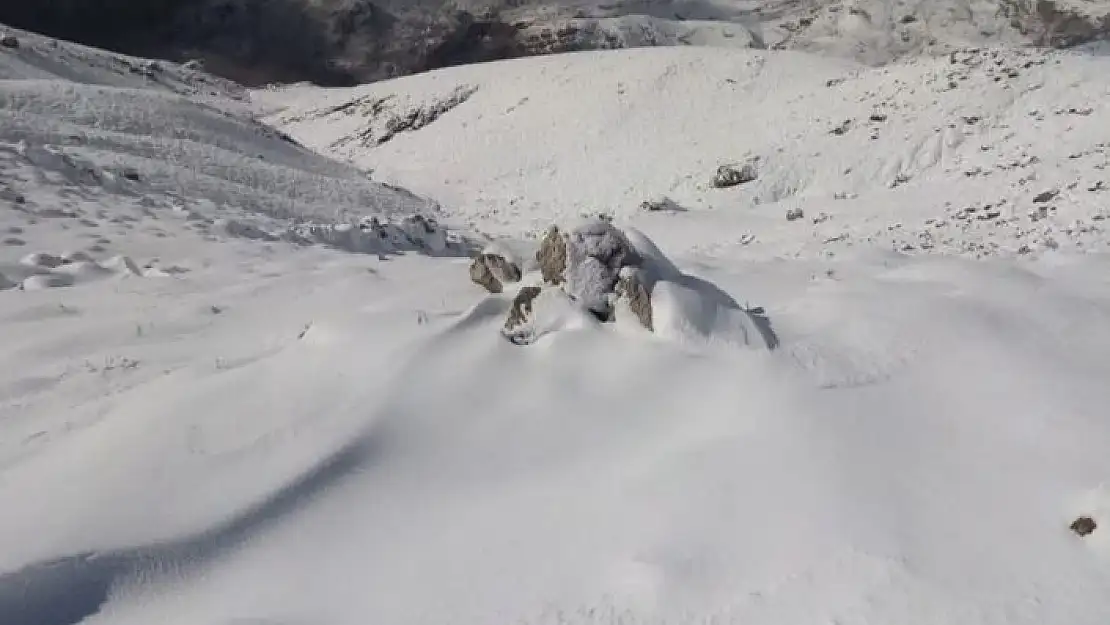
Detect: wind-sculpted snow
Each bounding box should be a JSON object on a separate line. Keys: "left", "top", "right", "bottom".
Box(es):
{"left": 4, "top": 19, "right": 1110, "bottom": 625}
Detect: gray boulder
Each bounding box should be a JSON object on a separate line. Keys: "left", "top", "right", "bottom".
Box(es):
{"left": 712, "top": 162, "right": 758, "bottom": 188}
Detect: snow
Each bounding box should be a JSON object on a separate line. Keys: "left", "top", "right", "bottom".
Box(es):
{"left": 4, "top": 18, "right": 1110, "bottom": 625}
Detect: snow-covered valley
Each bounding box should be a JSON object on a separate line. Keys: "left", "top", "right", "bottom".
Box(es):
{"left": 3, "top": 16, "right": 1110, "bottom": 625}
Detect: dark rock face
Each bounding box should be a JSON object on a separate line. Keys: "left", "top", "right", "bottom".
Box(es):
{"left": 5, "top": 1, "right": 1110, "bottom": 88}
{"left": 0, "top": 0, "right": 537, "bottom": 86}
{"left": 1001, "top": 0, "right": 1110, "bottom": 48}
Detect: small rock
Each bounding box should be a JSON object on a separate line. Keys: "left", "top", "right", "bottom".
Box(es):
{"left": 20, "top": 252, "right": 65, "bottom": 269}
{"left": 122, "top": 168, "right": 141, "bottom": 182}
{"left": 469, "top": 256, "right": 502, "bottom": 293}
{"left": 869, "top": 113, "right": 888, "bottom": 122}
{"left": 640, "top": 196, "right": 684, "bottom": 212}
{"left": 1033, "top": 189, "right": 1059, "bottom": 203}
{"left": 712, "top": 162, "right": 758, "bottom": 188}
{"left": 505, "top": 286, "right": 542, "bottom": 331}
{"left": 889, "top": 173, "right": 912, "bottom": 188}
{"left": 0, "top": 33, "right": 19, "bottom": 49}
{"left": 1070, "top": 516, "right": 1097, "bottom": 537}
{"left": 615, "top": 268, "right": 653, "bottom": 331}
{"left": 480, "top": 251, "right": 522, "bottom": 285}
{"left": 536, "top": 225, "right": 567, "bottom": 284}
{"left": 830, "top": 119, "right": 852, "bottom": 135}
{"left": 786, "top": 208, "right": 805, "bottom": 221}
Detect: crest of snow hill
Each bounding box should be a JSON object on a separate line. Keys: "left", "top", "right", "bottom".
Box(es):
{"left": 470, "top": 220, "right": 776, "bottom": 349}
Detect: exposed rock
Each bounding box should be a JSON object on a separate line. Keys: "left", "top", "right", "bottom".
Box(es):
{"left": 536, "top": 225, "right": 567, "bottom": 285}
{"left": 469, "top": 255, "right": 503, "bottom": 293}
{"left": 1033, "top": 188, "right": 1059, "bottom": 203}
{"left": 1003, "top": 0, "right": 1110, "bottom": 48}
{"left": 640, "top": 196, "right": 685, "bottom": 212}
{"left": 20, "top": 252, "right": 65, "bottom": 269}
{"left": 712, "top": 162, "right": 758, "bottom": 188}
{"left": 1070, "top": 515, "right": 1097, "bottom": 537}
{"left": 615, "top": 267, "right": 653, "bottom": 330}
{"left": 504, "top": 285, "right": 542, "bottom": 331}
{"left": 472, "top": 250, "right": 522, "bottom": 290}
{"left": 786, "top": 207, "right": 805, "bottom": 221}
{"left": 830, "top": 119, "right": 852, "bottom": 135}
{"left": 0, "top": 33, "right": 18, "bottom": 49}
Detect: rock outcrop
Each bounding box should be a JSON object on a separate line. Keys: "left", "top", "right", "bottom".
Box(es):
{"left": 536, "top": 225, "right": 567, "bottom": 285}
{"left": 5, "top": 1, "right": 1110, "bottom": 87}
{"left": 469, "top": 248, "right": 522, "bottom": 294}
{"left": 712, "top": 162, "right": 758, "bottom": 188}
{"left": 1002, "top": 0, "right": 1110, "bottom": 47}
{"left": 504, "top": 285, "right": 542, "bottom": 331}
{"left": 499, "top": 219, "right": 655, "bottom": 339}
{"left": 615, "top": 267, "right": 654, "bottom": 331}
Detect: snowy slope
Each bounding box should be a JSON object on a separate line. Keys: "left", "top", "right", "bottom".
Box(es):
{"left": 4, "top": 24, "right": 1110, "bottom": 625}
{"left": 258, "top": 44, "right": 1110, "bottom": 259}
{"left": 1, "top": 25, "right": 454, "bottom": 289}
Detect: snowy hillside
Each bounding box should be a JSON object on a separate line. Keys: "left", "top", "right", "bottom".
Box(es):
{"left": 5, "top": 21, "right": 1110, "bottom": 625}
{"left": 260, "top": 44, "right": 1110, "bottom": 259}
{"left": 0, "top": 25, "right": 457, "bottom": 283}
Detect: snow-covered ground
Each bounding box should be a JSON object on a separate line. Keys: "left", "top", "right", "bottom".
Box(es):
{"left": 5, "top": 21, "right": 1110, "bottom": 625}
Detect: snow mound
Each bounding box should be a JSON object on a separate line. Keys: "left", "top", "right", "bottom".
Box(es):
{"left": 4, "top": 250, "right": 163, "bottom": 290}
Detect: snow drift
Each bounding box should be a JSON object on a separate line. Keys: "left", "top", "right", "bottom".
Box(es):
{"left": 4, "top": 17, "right": 1110, "bottom": 625}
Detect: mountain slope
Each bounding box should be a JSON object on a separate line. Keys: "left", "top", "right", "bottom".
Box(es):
{"left": 4, "top": 0, "right": 1110, "bottom": 85}
{"left": 3, "top": 23, "right": 1110, "bottom": 625}
{"left": 1, "top": 25, "right": 455, "bottom": 280}
{"left": 258, "top": 44, "right": 1110, "bottom": 258}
